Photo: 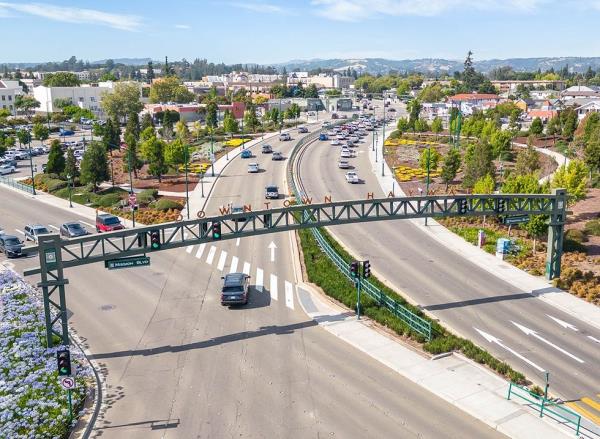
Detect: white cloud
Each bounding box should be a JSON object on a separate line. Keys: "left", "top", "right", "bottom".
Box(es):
{"left": 230, "top": 1, "right": 288, "bottom": 14}
{"left": 175, "top": 24, "right": 191, "bottom": 29}
{"left": 0, "top": 2, "right": 143, "bottom": 31}
{"left": 311, "top": 0, "right": 544, "bottom": 21}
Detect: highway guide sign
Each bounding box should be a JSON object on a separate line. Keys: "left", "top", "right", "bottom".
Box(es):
{"left": 105, "top": 256, "right": 150, "bottom": 270}
{"left": 59, "top": 376, "right": 76, "bottom": 390}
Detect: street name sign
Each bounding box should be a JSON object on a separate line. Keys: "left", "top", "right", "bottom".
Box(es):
{"left": 105, "top": 256, "right": 150, "bottom": 270}
{"left": 504, "top": 215, "right": 529, "bottom": 225}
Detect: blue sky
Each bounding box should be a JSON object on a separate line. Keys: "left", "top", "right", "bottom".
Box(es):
{"left": 1, "top": 0, "right": 600, "bottom": 64}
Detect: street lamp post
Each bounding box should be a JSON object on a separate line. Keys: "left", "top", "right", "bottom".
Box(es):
{"left": 184, "top": 142, "right": 190, "bottom": 220}
{"left": 67, "top": 174, "right": 73, "bottom": 208}
{"left": 382, "top": 101, "right": 386, "bottom": 177}
{"left": 210, "top": 128, "right": 215, "bottom": 177}
{"left": 425, "top": 146, "right": 431, "bottom": 226}
{"left": 199, "top": 172, "right": 205, "bottom": 198}
{"left": 127, "top": 145, "right": 136, "bottom": 228}
{"left": 27, "top": 136, "right": 36, "bottom": 195}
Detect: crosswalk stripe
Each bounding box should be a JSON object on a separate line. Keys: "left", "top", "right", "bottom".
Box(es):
{"left": 81, "top": 221, "right": 94, "bottom": 228}
{"left": 206, "top": 246, "right": 217, "bottom": 265}
{"left": 186, "top": 245, "right": 193, "bottom": 254}
{"left": 566, "top": 402, "right": 600, "bottom": 425}
{"left": 242, "top": 261, "right": 251, "bottom": 275}
{"left": 270, "top": 274, "right": 278, "bottom": 300}
{"left": 285, "top": 281, "right": 294, "bottom": 309}
{"left": 229, "top": 256, "right": 239, "bottom": 273}
{"left": 256, "top": 268, "right": 264, "bottom": 292}
{"left": 15, "top": 229, "right": 24, "bottom": 236}
{"left": 49, "top": 224, "right": 59, "bottom": 231}
{"left": 195, "top": 243, "right": 206, "bottom": 259}
{"left": 581, "top": 397, "right": 600, "bottom": 412}
{"left": 217, "top": 251, "right": 227, "bottom": 271}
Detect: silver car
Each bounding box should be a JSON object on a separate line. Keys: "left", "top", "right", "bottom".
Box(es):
{"left": 24, "top": 224, "right": 51, "bottom": 243}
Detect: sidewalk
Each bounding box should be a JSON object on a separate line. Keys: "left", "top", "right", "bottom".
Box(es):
{"left": 296, "top": 282, "right": 579, "bottom": 439}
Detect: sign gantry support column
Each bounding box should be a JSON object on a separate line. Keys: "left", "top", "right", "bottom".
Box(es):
{"left": 545, "top": 188, "right": 567, "bottom": 281}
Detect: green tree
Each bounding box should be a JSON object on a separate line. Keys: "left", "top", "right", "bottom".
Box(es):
{"left": 305, "top": 84, "right": 318, "bottom": 98}
{"left": 123, "top": 132, "right": 143, "bottom": 178}
{"left": 419, "top": 147, "right": 440, "bottom": 172}
{"left": 64, "top": 148, "right": 79, "bottom": 179}
{"left": 149, "top": 77, "right": 195, "bottom": 103}
{"left": 102, "top": 118, "right": 121, "bottom": 151}
{"left": 414, "top": 119, "right": 429, "bottom": 132}
{"left": 164, "top": 138, "right": 188, "bottom": 167}
{"left": 244, "top": 105, "right": 260, "bottom": 133}
{"left": 32, "top": 123, "right": 49, "bottom": 144}
{"left": 43, "top": 72, "right": 80, "bottom": 87}
{"left": 99, "top": 72, "right": 118, "bottom": 82}
{"left": 15, "top": 95, "right": 40, "bottom": 118}
{"left": 80, "top": 141, "right": 109, "bottom": 191}
{"left": 140, "top": 113, "right": 154, "bottom": 132}
{"left": 463, "top": 141, "right": 494, "bottom": 188}
{"left": 46, "top": 139, "right": 65, "bottom": 175}
{"left": 561, "top": 108, "right": 578, "bottom": 140}
{"left": 490, "top": 129, "right": 513, "bottom": 161}
{"left": 418, "top": 83, "right": 445, "bottom": 102}
{"left": 546, "top": 115, "right": 561, "bottom": 136}
{"left": 161, "top": 112, "right": 174, "bottom": 140}
{"left": 514, "top": 142, "right": 540, "bottom": 176}
{"left": 223, "top": 111, "right": 239, "bottom": 136}
{"left": 146, "top": 61, "right": 155, "bottom": 83}
{"left": 431, "top": 117, "right": 443, "bottom": 136}
{"left": 524, "top": 215, "right": 548, "bottom": 254}
{"left": 551, "top": 160, "right": 588, "bottom": 201}
{"left": 407, "top": 99, "right": 422, "bottom": 130}
{"left": 396, "top": 118, "right": 410, "bottom": 135}
{"left": 584, "top": 126, "right": 600, "bottom": 173}
{"left": 125, "top": 111, "right": 140, "bottom": 141}
{"left": 100, "top": 82, "right": 143, "bottom": 122}
{"left": 175, "top": 120, "right": 190, "bottom": 140}
{"left": 441, "top": 148, "right": 461, "bottom": 190}
{"left": 205, "top": 101, "right": 218, "bottom": 129}
{"left": 529, "top": 117, "right": 543, "bottom": 136}
{"left": 16, "top": 129, "right": 31, "bottom": 148}
{"left": 141, "top": 135, "right": 168, "bottom": 182}
{"left": 472, "top": 174, "right": 495, "bottom": 194}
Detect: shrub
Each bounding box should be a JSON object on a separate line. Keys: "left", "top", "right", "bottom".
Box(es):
{"left": 584, "top": 219, "right": 600, "bottom": 236}
{"left": 565, "top": 228, "right": 587, "bottom": 243}
{"left": 137, "top": 189, "right": 158, "bottom": 205}
{"left": 153, "top": 198, "right": 183, "bottom": 211}
{"left": 94, "top": 192, "right": 123, "bottom": 207}
{"left": 46, "top": 179, "right": 68, "bottom": 192}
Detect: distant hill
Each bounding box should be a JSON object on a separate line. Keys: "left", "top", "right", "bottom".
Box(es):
{"left": 92, "top": 58, "right": 152, "bottom": 66}
{"left": 277, "top": 57, "right": 600, "bottom": 75}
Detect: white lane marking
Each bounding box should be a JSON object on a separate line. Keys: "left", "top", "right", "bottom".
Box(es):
{"left": 236, "top": 238, "right": 240, "bottom": 246}
{"left": 49, "top": 224, "right": 59, "bottom": 231}
{"left": 256, "top": 268, "right": 264, "bottom": 292}
{"left": 270, "top": 274, "right": 278, "bottom": 300}
{"left": 511, "top": 321, "right": 584, "bottom": 364}
{"left": 206, "top": 246, "right": 217, "bottom": 265}
{"left": 229, "top": 256, "right": 239, "bottom": 273}
{"left": 81, "top": 221, "right": 94, "bottom": 228}
{"left": 285, "top": 281, "right": 294, "bottom": 310}
{"left": 195, "top": 243, "right": 206, "bottom": 259}
{"left": 186, "top": 245, "right": 193, "bottom": 254}
{"left": 546, "top": 315, "right": 579, "bottom": 332}
{"left": 474, "top": 327, "right": 545, "bottom": 372}
{"left": 268, "top": 241, "right": 277, "bottom": 262}
{"left": 588, "top": 336, "right": 600, "bottom": 344}
{"left": 217, "top": 250, "right": 227, "bottom": 271}
{"left": 242, "top": 261, "right": 251, "bottom": 275}
{"left": 15, "top": 229, "right": 24, "bottom": 236}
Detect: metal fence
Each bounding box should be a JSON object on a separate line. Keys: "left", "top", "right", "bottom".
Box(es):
{"left": 0, "top": 175, "right": 34, "bottom": 194}
{"left": 287, "top": 122, "right": 433, "bottom": 341}
{"left": 507, "top": 382, "right": 581, "bottom": 436}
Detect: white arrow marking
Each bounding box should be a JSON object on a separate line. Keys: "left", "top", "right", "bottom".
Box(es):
{"left": 511, "top": 321, "right": 584, "bottom": 364}
{"left": 588, "top": 336, "right": 600, "bottom": 344}
{"left": 474, "top": 327, "right": 545, "bottom": 372}
{"left": 547, "top": 315, "right": 579, "bottom": 332}
{"left": 268, "top": 241, "right": 277, "bottom": 262}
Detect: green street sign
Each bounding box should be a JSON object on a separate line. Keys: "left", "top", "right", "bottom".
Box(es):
{"left": 105, "top": 256, "right": 150, "bottom": 270}
{"left": 504, "top": 215, "right": 530, "bottom": 225}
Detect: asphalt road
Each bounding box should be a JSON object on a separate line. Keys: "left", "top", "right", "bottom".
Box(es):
{"left": 1, "top": 123, "right": 504, "bottom": 437}
{"left": 295, "top": 115, "right": 600, "bottom": 406}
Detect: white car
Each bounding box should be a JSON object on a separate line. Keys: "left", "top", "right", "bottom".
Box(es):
{"left": 345, "top": 171, "right": 359, "bottom": 183}
{"left": 0, "top": 164, "right": 15, "bottom": 175}
{"left": 340, "top": 148, "right": 352, "bottom": 158}
{"left": 338, "top": 160, "right": 350, "bottom": 169}
{"left": 331, "top": 139, "right": 340, "bottom": 146}
{"left": 350, "top": 135, "right": 360, "bottom": 142}
{"left": 248, "top": 163, "right": 259, "bottom": 173}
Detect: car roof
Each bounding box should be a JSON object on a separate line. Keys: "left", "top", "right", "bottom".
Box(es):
{"left": 98, "top": 213, "right": 116, "bottom": 219}
{"left": 28, "top": 224, "right": 46, "bottom": 229}
{"left": 224, "top": 272, "right": 246, "bottom": 286}
{"left": 63, "top": 221, "right": 81, "bottom": 227}
{"left": 1, "top": 234, "right": 18, "bottom": 240}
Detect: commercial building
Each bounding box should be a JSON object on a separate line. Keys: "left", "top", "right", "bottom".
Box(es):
{"left": 267, "top": 98, "right": 324, "bottom": 112}
{"left": 0, "top": 80, "right": 23, "bottom": 113}
{"left": 491, "top": 80, "right": 566, "bottom": 93}
{"left": 35, "top": 70, "right": 91, "bottom": 81}
{"left": 287, "top": 72, "right": 354, "bottom": 90}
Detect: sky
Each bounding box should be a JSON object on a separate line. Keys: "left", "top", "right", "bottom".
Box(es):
{"left": 2, "top": 0, "right": 600, "bottom": 64}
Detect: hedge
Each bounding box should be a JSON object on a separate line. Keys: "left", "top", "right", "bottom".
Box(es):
{"left": 153, "top": 198, "right": 183, "bottom": 211}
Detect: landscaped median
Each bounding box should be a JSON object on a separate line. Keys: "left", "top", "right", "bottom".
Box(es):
{"left": 0, "top": 268, "right": 92, "bottom": 438}
{"left": 296, "top": 227, "right": 527, "bottom": 385}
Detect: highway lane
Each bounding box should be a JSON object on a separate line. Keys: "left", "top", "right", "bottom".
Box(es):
{"left": 295, "top": 127, "right": 600, "bottom": 405}
{"left": 2, "top": 126, "right": 504, "bottom": 438}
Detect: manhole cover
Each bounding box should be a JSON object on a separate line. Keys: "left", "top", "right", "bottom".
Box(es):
{"left": 100, "top": 304, "right": 116, "bottom": 311}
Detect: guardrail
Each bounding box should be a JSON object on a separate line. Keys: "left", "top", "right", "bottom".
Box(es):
{"left": 287, "top": 121, "right": 433, "bottom": 341}
{"left": 507, "top": 382, "right": 581, "bottom": 436}
{"left": 0, "top": 175, "right": 34, "bottom": 194}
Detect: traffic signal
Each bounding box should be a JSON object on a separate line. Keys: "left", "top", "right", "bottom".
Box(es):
{"left": 457, "top": 198, "right": 468, "bottom": 214}
{"left": 496, "top": 198, "right": 506, "bottom": 213}
{"left": 362, "top": 260, "right": 371, "bottom": 279}
{"left": 56, "top": 349, "right": 72, "bottom": 376}
{"left": 149, "top": 229, "right": 161, "bottom": 251}
{"left": 211, "top": 222, "right": 222, "bottom": 240}
{"left": 350, "top": 261, "right": 359, "bottom": 278}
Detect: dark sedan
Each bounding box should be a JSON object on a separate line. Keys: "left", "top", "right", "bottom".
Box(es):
{"left": 0, "top": 235, "right": 24, "bottom": 258}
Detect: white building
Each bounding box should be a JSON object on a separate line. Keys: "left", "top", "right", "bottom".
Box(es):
{"left": 0, "top": 80, "right": 23, "bottom": 113}
{"left": 35, "top": 71, "right": 91, "bottom": 81}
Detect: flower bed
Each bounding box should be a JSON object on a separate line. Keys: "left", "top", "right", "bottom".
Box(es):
{"left": 0, "top": 268, "right": 92, "bottom": 438}
{"left": 385, "top": 138, "right": 439, "bottom": 146}
{"left": 223, "top": 138, "right": 251, "bottom": 147}
{"left": 394, "top": 165, "right": 440, "bottom": 182}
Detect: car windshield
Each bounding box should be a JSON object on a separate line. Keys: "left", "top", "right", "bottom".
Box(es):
{"left": 4, "top": 238, "right": 20, "bottom": 246}
{"left": 222, "top": 286, "right": 244, "bottom": 294}
{"left": 68, "top": 224, "right": 84, "bottom": 231}
{"left": 103, "top": 217, "right": 120, "bottom": 225}
{"left": 266, "top": 186, "right": 278, "bottom": 192}
{"left": 34, "top": 227, "right": 50, "bottom": 234}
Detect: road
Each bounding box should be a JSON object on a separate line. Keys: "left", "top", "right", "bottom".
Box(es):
{"left": 295, "top": 112, "right": 600, "bottom": 415}
{"left": 1, "top": 124, "right": 504, "bottom": 437}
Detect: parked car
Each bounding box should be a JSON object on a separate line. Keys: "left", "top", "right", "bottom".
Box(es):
{"left": 261, "top": 144, "right": 273, "bottom": 154}
{"left": 60, "top": 221, "right": 89, "bottom": 238}
{"left": 279, "top": 133, "right": 291, "bottom": 141}
{"left": 0, "top": 164, "right": 16, "bottom": 175}
{"left": 298, "top": 126, "right": 308, "bottom": 133}
{"left": 96, "top": 214, "right": 124, "bottom": 233}
{"left": 220, "top": 272, "right": 250, "bottom": 306}
{"left": 13, "top": 151, "right": 29, "bottom": 160}
{"left": 247, "top": 163, "right": 259, "bottom": 173}
{"left": 240, "top": 149, "right": 252, "bottom": 159}
{"left": 338, "top": 160, "right": 350, "bottom": 169}
{"left": 265, "top": 185, "right": 279, "bottom": 199}
{"left": 0, "top": 234, "right": 23, "bottom": 258}
{"left": 24, "top": 224, "right": 51, "bottom": 243}
{"left": 59, "top": 129, "right": 75, "bottom": 136}
{"left": 272, "top": 151, "right": 284, "bottom": 161}
{"left": 345, "top": 171, "right": 359, "bottom": 183}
